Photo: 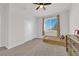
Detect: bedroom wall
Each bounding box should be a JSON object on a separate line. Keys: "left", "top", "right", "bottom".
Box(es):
{"left": 69, "top": 4, "right": 79, "bottom": 34}
{"left": 24, "top": 13, "right": 39, "bottom": 42}
{"left": 60, "top": 11, "right": 70, "bottom": 35}
{"left": 7, "top": 4, "right": 25, "bottom": 48}
{"left": 7, "top": 4, "right": 39, "bottom": 49}
{"left": 0, "top": 4, "right": 9, "bottom": 47}
{"left": 0, "top": 8, "right": 1, "bottom": 47}
{"left": 0, "top": 4, "right": 41, "bottom": 49}
{"left": 0, "top": 4, "right": 3, "bottom": 47}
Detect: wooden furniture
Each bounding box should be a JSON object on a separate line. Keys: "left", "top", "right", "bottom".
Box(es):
{"left": 66, "top": 35, "right": 79, "bottom": 56}
{"left": 43, "top": 36, "right": 66, "bottom": 47}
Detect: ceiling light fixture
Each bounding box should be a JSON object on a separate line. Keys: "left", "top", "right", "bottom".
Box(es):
{"left": 33, "top": 3, "right": 52, "bottom": 10}
{"left": 40, "top": 5, "right": 43, "bottom": 8}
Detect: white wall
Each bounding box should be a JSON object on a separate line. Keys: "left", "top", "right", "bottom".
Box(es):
{"left": 0, "top": 4, "right": 41, "bottom": 49}
{"left": 7, "top": 4, "right": 25, "bottom": 49}
{"left": 24, "top": 14, "right": 39, "bottom": 41}
{"left": 0, "top": 11, "right": 1, "bottom": 47}
{"left": 60, "top": 11, "right": 70, "bottom": 35}
{"left": 0, "top": 5, "right": 2, "bottom": 47}
{"left": 34, "top": 17, "right": 43, "bottom": 38}
{"left": 70, "top": 4, "right": 79, "bottom": 34}
{"left": 7, "top": 4, "right": 39, "bottom": 49}
{"left": 0, "top": 4, "right": 9, "bottom": 47}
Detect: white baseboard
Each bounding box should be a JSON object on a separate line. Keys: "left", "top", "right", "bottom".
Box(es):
{"left": 6, "top": 41, "right": 26, "bottom": 49}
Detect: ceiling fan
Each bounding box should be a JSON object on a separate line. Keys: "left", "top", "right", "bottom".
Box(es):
{"left": 33, "top": 3, "right": 52, "bottom": 10}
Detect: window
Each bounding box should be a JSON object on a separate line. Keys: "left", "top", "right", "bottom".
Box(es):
{"left": 44, "top": 17, "right": 57, "bottom": 31}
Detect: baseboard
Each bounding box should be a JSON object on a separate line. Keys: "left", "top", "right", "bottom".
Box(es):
{"left": 6, "top": 41, "right": 26, "bottom": 49}
{"left": 0, "top": 44, "right": 6, "bottom": 48}
{"left": 5, "top": 38, "right": 42, "bottom": 49}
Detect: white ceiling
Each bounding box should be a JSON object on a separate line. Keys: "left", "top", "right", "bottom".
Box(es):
{"left": 20, "top": 3, "right": 72, "bottom": 17}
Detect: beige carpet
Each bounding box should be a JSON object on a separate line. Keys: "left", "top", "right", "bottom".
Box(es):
{"left": 0, "top": 38, "right": 68, "bottom": 56}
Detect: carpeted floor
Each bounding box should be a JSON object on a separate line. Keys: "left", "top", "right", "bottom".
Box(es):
{"left": 0, "top": 38, "right": 68, "bottom": 56}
